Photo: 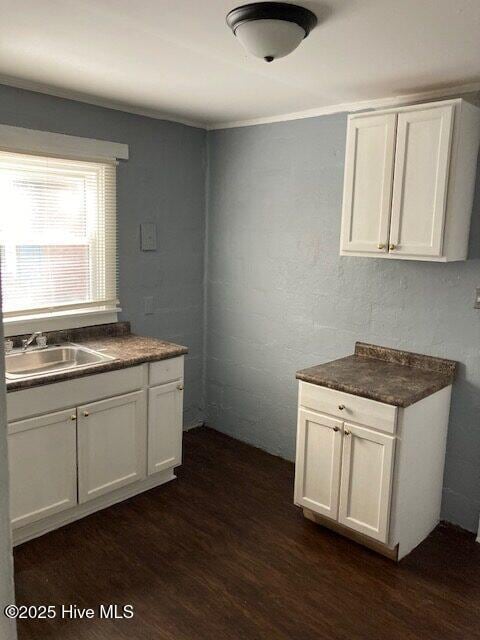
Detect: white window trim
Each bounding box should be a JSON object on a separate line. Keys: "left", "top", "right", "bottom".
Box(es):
{"left": 0, "top": 125, "right": 127, "bottom": 335}
{"left": 0, "top": 125, "right": 128, "bottom": 162}
{"left": 3, "top": 307, "right": 122, "bottom": 337}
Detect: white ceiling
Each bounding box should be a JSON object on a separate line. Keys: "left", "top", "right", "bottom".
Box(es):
{"left": 1, "top": 0, "right": 480, "bottom": 129}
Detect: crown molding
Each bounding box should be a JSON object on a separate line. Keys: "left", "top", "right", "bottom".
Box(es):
{"left": 1, "top": 74, "right": 480, "bottom": 133}
{"left": 0, "top": 74, "right": 206, "bottom": 130}
{"left": 207, "top": 81, "right": 480, "bottom": 130}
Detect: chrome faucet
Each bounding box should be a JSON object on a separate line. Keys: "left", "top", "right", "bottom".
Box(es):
{"left": 22, "top": 331, "right": 43, "bottom": 352}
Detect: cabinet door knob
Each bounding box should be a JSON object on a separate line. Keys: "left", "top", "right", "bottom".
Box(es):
{"left": 344, "top": 429, "right": 351, "bottom": 436}
{"left": 177, "top": 384, "right": 184, "bottom": 391}
{"left": 333, "top": 426, "right": 339, "bottom": 432}
{"left": 338, "top": 404, "right": 345, "bottom": 411}
{"left": 389, "top": 244, "right": 396, "bottom": 251}
{"left": 83, "top": 411, "right": 89, "bottom": 417}
{"left": 70, "top": 414, "right": 76, "bottom": 421}
{"left": 377, "top": 243, "right": 385, "bottom": 250}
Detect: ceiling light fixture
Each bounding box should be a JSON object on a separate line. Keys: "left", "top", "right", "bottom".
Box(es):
{"left": 226, "top": 2, "right": 317, "bottom": 62}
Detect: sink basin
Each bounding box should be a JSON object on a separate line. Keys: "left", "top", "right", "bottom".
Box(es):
{"left": 5, "top": 343, "right": 115, "bottom": 380}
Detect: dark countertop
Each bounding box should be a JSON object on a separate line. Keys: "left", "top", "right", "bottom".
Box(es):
{"left": 6, "top": 322, "right": 188, "bottom": 392}
{"left": 296, "top": 342, "right": 457, "bottom": 408}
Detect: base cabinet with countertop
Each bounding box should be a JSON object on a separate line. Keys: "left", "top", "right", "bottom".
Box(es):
{"left": 6, "top": 323, "right": 187, "bottom": 545}
{"left": 294, "top": 342, "right": 457, "bottom": 560}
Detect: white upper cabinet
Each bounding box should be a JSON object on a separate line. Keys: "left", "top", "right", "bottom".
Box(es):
{"left": 341, "top": 113, "right": 396, "bottom": 254}
{"left": 389, "top": 105, "right": 454, "bottom": 257}
{"left": 340, "top": 99, "right": 480, "bottom": 261}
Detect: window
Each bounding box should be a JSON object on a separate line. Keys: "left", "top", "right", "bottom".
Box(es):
{"left": 0, "top": 151, "right": 117, "bottom": 323}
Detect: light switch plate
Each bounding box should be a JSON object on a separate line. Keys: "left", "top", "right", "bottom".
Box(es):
{"left": 475, "top": 288, "right": 480, "bottom": 309}
{"left": 140, "top": 223, "right": 157, "bottom": 251}
{"left": 144, "top": 296, "right": 154, "bottom": 315}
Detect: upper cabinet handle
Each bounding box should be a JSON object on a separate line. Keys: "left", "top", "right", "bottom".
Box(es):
{"left": 389, "top": 244, "right": 396, "bottom": 250}
{"left": 377, "top": 243, "right": 385, "bottom": 250}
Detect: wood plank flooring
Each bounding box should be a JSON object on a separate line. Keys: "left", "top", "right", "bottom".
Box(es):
{"left": 14, "top": 426, "right": 480, "bottom": 640}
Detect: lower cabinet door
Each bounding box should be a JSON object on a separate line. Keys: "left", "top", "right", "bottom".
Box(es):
{"left": 294, "top": 409, "right": 343, "bottom": 519}
{"left": 8, "top": 409, "right": 77, "bottom": 529}
{"left": 148, "top": 381, "right": 183, "bottom": 475}
{"left": 338, "top": 422, "right": 395, "bottom": 543}
{"left": 77, "top": 391, "right": 146, "bottom": 503}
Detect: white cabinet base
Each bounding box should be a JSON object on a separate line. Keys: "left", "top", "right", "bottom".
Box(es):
{"left": 303, "top": 507, "right": 399, "bottom": 561}
{"left": 9, "top": 409, "right": 77, "bottom": 529}
{"left": 148, "top": 381, "right": 183, "bottom": 475}
{"left": 12, "top": 468, "right": 176, "bottom": 547}
{"left": 78, "top": 391, "right": 147, "bottom": 503}
{"left": 8, "top": 356, "right": 185, "bottom": 545}
{"left": 295, "top": 381, "right": 452, "bottom": 561}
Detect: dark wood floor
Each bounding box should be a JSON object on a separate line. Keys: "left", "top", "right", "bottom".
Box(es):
{"left": 14, "top": 426, "right": 480, "bottom": 640}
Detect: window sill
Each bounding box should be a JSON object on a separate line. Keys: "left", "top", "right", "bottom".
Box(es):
{"left": 3, "top": 307, "right": 121, "bottom": 337}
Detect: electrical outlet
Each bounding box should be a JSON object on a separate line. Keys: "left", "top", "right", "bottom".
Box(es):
{"left": 140, "top": 223, "right": 157, "bottom": 251}
{"left": 144, "top": 296, "right": 154, "bottom": 315}
{"left": 474, "top": 288, "right": 480, "bottom": 309}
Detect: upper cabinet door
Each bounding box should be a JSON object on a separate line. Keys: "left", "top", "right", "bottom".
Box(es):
{"left": 389, "top": 105, "right": 454, "bottom": 257}
{"left": 340, "top": 113, "right": 397, "bottom": 255}
{"left": 294, "top": 409, "right": 343, "bottom": 520}
{"left": 338, "top": 423, "right": 395, "bottom": 543}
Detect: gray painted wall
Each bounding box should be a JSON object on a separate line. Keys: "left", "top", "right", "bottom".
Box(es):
{"left": 206, "top": 114, "right": 480, "bottom": 532}
{"left": 0, "top": 84, "right": 206, "bottom": 427}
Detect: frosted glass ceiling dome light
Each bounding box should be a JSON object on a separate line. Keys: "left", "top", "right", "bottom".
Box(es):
{"left": 226, "top": 2, "right": 317, "bottom": 62}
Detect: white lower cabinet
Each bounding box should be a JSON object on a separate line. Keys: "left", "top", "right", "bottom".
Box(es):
{"left": 294, "top": 409, "right": 342, "bottom": 519}
{"left": 295, "top": 414, "right": 394, "bottom": 543}
{"left": 77, "top": 391, "right": 147, "bottom": 503}
{"left": 7, "top": 356, "right": 185, "bottom": 544}
{"left": 8, "top": 409, "right": 78, "bottom": 529}
{"left": 148, "top": 381, "right": 183, "bottom": 475}
{"left": 295, "top": 381, "right": 452, "bottom": 560}
{"left": 338, "top": 423, "right": 394, "bottom": 543}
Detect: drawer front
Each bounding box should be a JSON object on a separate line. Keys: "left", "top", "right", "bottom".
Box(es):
{"left": 149, "top": 357, "right": 184, "bottom": 386}
{"left": 299, "top": 382, "right": 397, "bottom": 434}
{"left": 7, "top": 366, "right": 146, "bottom": 422}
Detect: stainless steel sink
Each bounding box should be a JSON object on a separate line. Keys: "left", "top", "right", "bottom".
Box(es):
{"left": 5, "top": 343, "right": 115, "bottom": 380}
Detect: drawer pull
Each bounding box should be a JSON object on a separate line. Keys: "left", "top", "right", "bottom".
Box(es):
{"left": 177, "top": 384, "right": 184, "bottom": 391}
{"left": 83, "top": 411, "right": 89, "bottom": 417}
{"left": 338, "top": 404, "right": 345, "bottom": 411}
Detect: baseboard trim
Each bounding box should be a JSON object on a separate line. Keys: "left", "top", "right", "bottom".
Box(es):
{"left": 183, "top": 420, "right": 205, "bottom": 432}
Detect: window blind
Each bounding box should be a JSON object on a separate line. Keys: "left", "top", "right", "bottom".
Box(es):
{"left": 0, "top": 151, "right": 118, "bottom": 319}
